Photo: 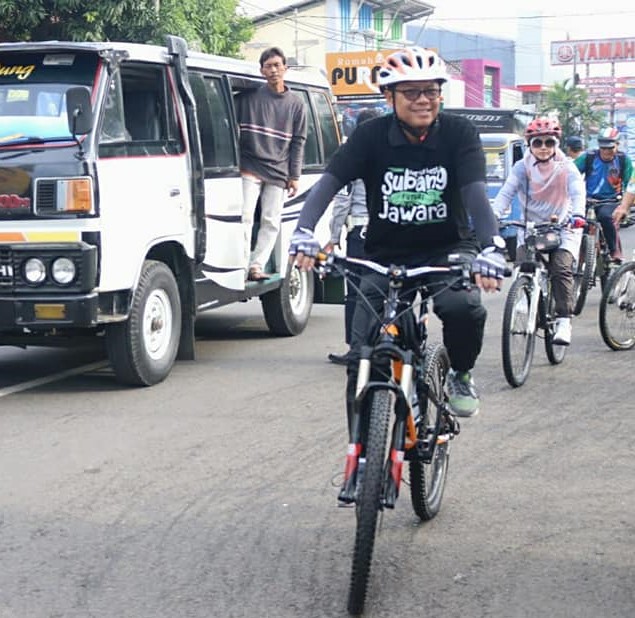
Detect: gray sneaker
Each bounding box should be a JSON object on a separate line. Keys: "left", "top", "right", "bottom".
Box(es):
{"left": 445, "top": 369, "right": 480, "bottom": 418}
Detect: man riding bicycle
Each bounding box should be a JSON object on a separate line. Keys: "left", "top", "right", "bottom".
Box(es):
{"left": 289, "top": 47, "right": 506, "bottom": 434}
{"left": 574, "top": 127, "right": 635, "bottom": 261}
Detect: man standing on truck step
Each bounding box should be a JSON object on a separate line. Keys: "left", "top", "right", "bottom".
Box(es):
{"left": 235, "top": 47, "right": 308, "bottom": 281}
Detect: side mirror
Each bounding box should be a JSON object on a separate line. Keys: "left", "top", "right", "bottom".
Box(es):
{"left": 66, "top": 87, "right": 93, "bottom": 136}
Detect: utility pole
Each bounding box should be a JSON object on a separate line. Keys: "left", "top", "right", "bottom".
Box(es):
{"left": 610, "top": 60, "right": 616, "bottom": 127}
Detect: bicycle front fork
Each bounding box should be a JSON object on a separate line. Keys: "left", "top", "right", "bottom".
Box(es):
{"left": 338, "top": 351, "right": 414, "bottom": 508}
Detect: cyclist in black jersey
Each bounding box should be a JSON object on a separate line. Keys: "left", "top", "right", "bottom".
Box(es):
{"left": 289, "top": 47, "right": 506, "bottom": 434}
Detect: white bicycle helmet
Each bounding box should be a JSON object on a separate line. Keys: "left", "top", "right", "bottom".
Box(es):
{"left": 378, "top": 47, "right": 448, "bottom": 88}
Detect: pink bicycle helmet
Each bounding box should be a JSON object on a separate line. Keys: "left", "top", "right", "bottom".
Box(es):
{"left": 524, "top": 117, "right": 562, "bottom": 141}
{"left": 378, "top": 47, "right": 448, "bottom": 88}
{"left": 597, "top": 126, "right": 620, "bottom": 146}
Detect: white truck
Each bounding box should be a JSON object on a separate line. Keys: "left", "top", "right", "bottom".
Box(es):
{"left": 0, "top": 36, "right": 341, "bottom": 385}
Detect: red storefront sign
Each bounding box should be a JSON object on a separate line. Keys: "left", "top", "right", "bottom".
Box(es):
{"left": 550, "top": 38, "right": 635, "bottom": 66}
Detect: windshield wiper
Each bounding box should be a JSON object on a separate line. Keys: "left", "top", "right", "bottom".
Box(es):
{"left": 0, "top": 135, "right": 72, "bottom": 146}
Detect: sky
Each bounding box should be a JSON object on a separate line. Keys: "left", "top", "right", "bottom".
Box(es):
{"left": 415, "top": 0, "right": 635, "bottom": 41}
{"left": 239, "top": 0, "right": 635, "bottom": 81}
{"left": 421, "top": 0, "right": 635, "bottom": 82}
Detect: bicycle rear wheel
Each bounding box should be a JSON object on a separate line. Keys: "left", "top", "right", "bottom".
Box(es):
{"left": 572, "top": 232, "right": 595, "bottom": 315}
{"left": 599, "top": 261, "right": 635, "bottom": 351}
{"left": 410, "top": 343, "right": 450, "bottom": 521}
{"left": 502, "top": 276, "right": 536, "bottom": 387}
{"left": 347, "top": 389, "right": 391, "bottom": 616}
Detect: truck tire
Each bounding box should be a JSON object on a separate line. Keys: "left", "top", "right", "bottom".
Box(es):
{"left": 106, "top": 260, "right": 181, "bottom": 386}
{"left": 261, "top": 262, "right": 314, "bottom": 336}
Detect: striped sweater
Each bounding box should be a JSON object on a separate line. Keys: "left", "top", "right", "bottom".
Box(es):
{"left": 235, "top": 84, "right": 307, "bottom": 188}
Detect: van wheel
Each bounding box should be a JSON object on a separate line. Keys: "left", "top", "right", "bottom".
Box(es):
{"left": 106, "top": 260, "right": 181, "bottom": 386}
{"left": 261, "top": 262, "right": 314, "bottom": 336}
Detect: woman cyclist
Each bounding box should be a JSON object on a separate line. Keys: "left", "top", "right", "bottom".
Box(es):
{"left": 492, "top": 117, "right": 586, "bottom": 345}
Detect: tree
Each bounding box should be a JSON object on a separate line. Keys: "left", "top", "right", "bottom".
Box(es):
{"left": 153, "top": 0, "right": 253, "bottom": 57}
{"left": 0, "top": 0, "right": 253, "bottom": 58}
{"left": 541, "top": 79, "right": 605, "bottom": 143}
{"left": 0, "top": 0, "right": 158, "bottom": 43}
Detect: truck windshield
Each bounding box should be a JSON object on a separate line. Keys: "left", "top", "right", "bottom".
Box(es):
{"left": 0, "top": 51, "right": 98, "bottom": 145}
{"left": 480, "top": 135, "right": 513, "bottom": 182}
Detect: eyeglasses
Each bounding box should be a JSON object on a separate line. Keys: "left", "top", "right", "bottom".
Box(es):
{"left": 599, "top": 145, "right": 616, "bottom": 150}
{"left": 530, "top": 137, "right": 557, "bottom": 148}
{"left": 394, "top": 87, "right": 442, "bottom": 101}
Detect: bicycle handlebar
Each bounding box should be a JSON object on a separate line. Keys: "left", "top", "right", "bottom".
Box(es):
{"left": 315, "top": 251, "right": 468, "bottom": 280}
{"left": 499, "top": 219, "right": 569, "bottom": 232}
{"left": 587, "top": 197, "right": 620, "bottom": 206}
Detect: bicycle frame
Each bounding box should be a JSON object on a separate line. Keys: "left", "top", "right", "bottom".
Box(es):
{"left": 508, "top": 220, "right": 553, "bottom": 335}
{"left": 316, "top": 255, "right": 467, "bottom": 507}
{"left": 587, "top": 198, "right": 622, "bottom": 287}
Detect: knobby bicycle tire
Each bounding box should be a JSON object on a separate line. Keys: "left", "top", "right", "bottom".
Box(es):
{"left": 502, "top": 276, "right": 536, "bottom": 387}
{"left": 409, "top": 343, "right": 451, "bottom": 521}
{"left": 599, "top": 261, "right": 635, "bottom": 351}
{"left": 347, "top": 389, "right": 391, "bottom": 616}
{"left": 544, "top": 282, "right": 567, "bottom": 364}
{"left": 573, "top": 233, "right": 595, "bottom": 316}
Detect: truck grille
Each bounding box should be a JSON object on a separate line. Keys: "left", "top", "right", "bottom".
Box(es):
{"left": 0, "top": 247, "right": 14, "bottom": 289}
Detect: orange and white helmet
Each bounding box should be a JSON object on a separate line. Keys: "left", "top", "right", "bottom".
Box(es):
{"left": 378, "top": 47, "right": 448, "bottom": 88}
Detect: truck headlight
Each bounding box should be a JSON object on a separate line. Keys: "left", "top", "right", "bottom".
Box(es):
{"left": 24, "top": 258, "right": 47, "bottom": 284}
{"left": 51, "top": 257, "right": 76, "bottom": 284}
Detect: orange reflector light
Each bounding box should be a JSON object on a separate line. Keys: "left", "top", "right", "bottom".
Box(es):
{"left": 61, "top": 178, "right": 92, "bottom": 212}
{"left": 383, "top": 323, "right": 399, "bottom": 336}
{"left": 34, "top": 304, "right": 66, "bottom": 320}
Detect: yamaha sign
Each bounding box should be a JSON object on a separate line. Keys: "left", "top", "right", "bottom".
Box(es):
{"left": 551, "top": 37, "right": 635, "bottom": 66}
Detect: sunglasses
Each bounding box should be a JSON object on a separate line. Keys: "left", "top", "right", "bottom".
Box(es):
{"left": 394, "top": 87, "right": 442, "bottom": 101}
{"left": 530, "top": 137, "right": 557, "bottom": 148}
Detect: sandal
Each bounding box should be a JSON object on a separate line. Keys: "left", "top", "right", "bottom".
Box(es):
{"left": 247, "top": 267, "right": 270, "bottom": 281}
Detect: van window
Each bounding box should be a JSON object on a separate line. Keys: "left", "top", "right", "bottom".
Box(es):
{"left": 290, "top": 88, "right": 319, "bottom": 166}
{"left": 311, "top": 91, "right": 340, "bottom": 163}
{"left": 190, "top": 72, "right": 237, "bottom": 171}
{"left": 513, "top": 142, "right": 524, "bottom": 163}
{"left": 98, "top": 64, "right": 184, "bottom": 158}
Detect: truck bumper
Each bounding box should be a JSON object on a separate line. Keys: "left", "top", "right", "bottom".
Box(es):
{"left": 0, "top": 293, "right": 99, "bottom": 329}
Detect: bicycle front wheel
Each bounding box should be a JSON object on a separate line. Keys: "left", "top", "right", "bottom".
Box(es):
{"left": 410, "top": 343, "right": 451, "bottom": 521}
{"left": 347, "top": 389, "right": 391, "bottom": 616}
{"left": 599, "top": 261, "right": 635, "bottom": 351}
{"left": 502, "top": 276, "right": 536, "bottom": 387}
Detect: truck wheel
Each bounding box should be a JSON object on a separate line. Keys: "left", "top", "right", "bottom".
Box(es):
{"left": 106, "top": 260, "right": 181, "bottom": 386}
{"left": 261, "top": 262, "right": 314, "bottom": 336}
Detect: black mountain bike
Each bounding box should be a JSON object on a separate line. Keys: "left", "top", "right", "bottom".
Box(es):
{"left": 574, "top": 198, "right": 622, "bottom": 316}
{"left": 599, "top": 259, "right": 635, "bottom": 351}
{"left": 315, "top": 252, "right": 469, "bottom": 616}
{"left": 500, "top": 220, "right": 569, "bottom": 387}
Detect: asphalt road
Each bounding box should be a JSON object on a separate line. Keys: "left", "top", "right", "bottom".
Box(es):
{"left": 0, "top": 228, "right": 633, "bottom": 618}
